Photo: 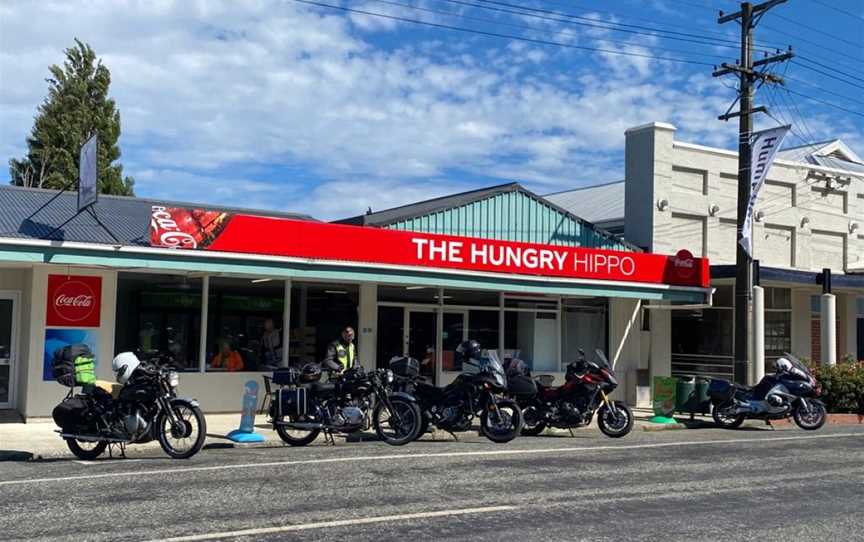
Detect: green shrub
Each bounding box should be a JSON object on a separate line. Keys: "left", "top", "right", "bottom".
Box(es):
{"left": 808, "top": 357, "right": 864, "bottom": 414}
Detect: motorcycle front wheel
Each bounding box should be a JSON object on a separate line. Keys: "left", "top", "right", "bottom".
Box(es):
{"left": 597, "top": 401, "right": 633, "bottom": 438}
{"left": 712, "top": 401, "right": 746, "bottom": 429}
{"left": 793, "top": 401, "right": 827, "bottom": 431}
{"left": 480, "top": 399, "right": 523, "bottom": 443}
{"left": 520, "top": 404, "right": 548, "bottom": 436}
{"left": 156, "top": 400, "right": 207, "bottom": 459}
{"left": 65, "top": 438, "right": 107, "bottom": 460}
{"left": 373, "top": 397, "right": 422, "bottom": 446}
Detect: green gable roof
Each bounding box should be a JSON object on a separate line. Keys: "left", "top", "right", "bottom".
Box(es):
{"left": 337, "top": 183, "right": 637, "bottom": 252}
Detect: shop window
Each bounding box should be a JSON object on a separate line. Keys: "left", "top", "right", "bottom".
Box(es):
{"left": 443, "top": 289, "right": 499, "bottom": 307}
{"left": 452, "top": 309, "right": 498, "bottom": 372}
{"left": 378, "top": 285, "right": 438, "bottom": 305}
{"left": 505, "top": 310, "right": 559, "bottom": 372}
{"left": 562, "top": 298, "right": 607, "bottom": 367}
{"left": 206, "top": 277, "right": 285, "bottom": 372}
{"left": 857, "top": 298, "right": 863, "bottom": 360}
{"left": 289, "top": 283, "right": 359, "bottom": 368}
{"left": 114, "top": 273, "right": 202, "bottom": 372}
{"left": 764, "top": 288, "right": 792, "bottom": 373}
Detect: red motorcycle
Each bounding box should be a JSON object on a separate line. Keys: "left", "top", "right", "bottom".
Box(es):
{"left": 506, "top": 349, "right": 634, "bottom": 438}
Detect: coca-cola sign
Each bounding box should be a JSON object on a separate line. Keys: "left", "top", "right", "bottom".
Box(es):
{"left": 46, "top": 275, "right": 102, "bottom": 327}
{"left": 150, "top": 206, "right": 710, "bottom": 288}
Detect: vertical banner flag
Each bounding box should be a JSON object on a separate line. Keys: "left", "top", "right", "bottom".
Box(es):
{"left": 78, "top": 134, "right": 98, "bottom": 211}
{"left": 740, "top": 125, "right": 790, "bottom": 258}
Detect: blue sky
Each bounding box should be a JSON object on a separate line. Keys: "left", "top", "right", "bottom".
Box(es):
{"left": 1, "top": 0, "right": 862, "bottom": 220}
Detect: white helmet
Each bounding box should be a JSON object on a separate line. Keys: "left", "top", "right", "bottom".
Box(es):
{"left": 774, "top": 357, "right": 792, "bottom": 374}
{"left": 112, "top": 352, "right": 141, "bottom": 384}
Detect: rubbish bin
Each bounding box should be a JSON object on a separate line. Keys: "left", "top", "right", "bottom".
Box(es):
{"left": 694, "top": 377, "right": 711, "bottom": 414}
{"left": 675, "top": 376, "right": 695, "bottom": 412}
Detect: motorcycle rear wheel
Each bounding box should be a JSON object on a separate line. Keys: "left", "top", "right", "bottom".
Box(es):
{"left": 597, "top": 402, "right": 633, "bottom": 438}
{"left": 480, "top": 400, "right": 523, "bottom": 443}
{"left": 520, "top": 405, "right": 548, "bottom": 436}
{"left": 793, "top": 401, "right": 826, "bottom": 431}
{"left": 712, "top": 401, "right": 746, "bottom": 429}
{"left": 275, "top": 416, "right": 321, "bottom": 446}
{"left": 65, "top": 438, "right": 107, "bottom": 460}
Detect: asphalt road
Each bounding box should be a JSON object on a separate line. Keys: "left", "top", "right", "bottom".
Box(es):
{"left": 1, "top": 424, "right": 862, "bottom": 542}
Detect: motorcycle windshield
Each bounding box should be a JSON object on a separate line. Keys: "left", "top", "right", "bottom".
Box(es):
{"left": 480, "top": 351, "right": 507, "bottom": 389}
{"left": 782, "top": 353, "right": 814, "bottom": 377}
{"left": 594, "top": 349, "right": 612, "bottom": 370}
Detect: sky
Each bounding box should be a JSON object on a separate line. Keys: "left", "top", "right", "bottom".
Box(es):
{"left": 1, "top": 0, "right": 862, "bottom": 220}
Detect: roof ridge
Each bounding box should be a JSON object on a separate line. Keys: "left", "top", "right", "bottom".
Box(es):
{"left": 544, "top": 180, "right": 624, "bottom": 197}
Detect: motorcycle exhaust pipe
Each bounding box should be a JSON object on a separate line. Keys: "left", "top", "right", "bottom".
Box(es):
{"left": 59, "top": 432, "right": 131, "bottom": 443}
{"left": 276, "top": 422, "right": 324, "bottom": 430}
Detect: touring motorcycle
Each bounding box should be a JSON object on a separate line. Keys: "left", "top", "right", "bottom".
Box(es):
{"left": 53, "top": 351, "right": 207, "bottom": 460}
{"left": 269, "top": 364, "right": 421, "bottom": 446}
{"left": 390, "top": 340, "right": 524, "bottom": 443}
{"left": 508, "top": 349, "right": 634, "bottom": 438}
{"left": 709, "top": 353, "right": 826, "bottom": 430}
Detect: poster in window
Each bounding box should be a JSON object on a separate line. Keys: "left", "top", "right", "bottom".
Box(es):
{"left": 43, "top": 328, "right": 99, "bottom": 381}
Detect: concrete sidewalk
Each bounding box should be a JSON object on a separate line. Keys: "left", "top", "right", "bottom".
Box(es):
{"left": 0, "top": 408, "right": 671, "bottom": 461}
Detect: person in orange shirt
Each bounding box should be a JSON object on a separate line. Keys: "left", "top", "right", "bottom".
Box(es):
{"left": 211, "top": 340, "right": 244, "bottom": 371}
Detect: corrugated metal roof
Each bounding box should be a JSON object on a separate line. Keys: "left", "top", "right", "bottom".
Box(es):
{"left": 0, "top": 185, "right": 313, "bottom": 247}
{"left": 544, "top": 181, "right": 625, "bottom": 224}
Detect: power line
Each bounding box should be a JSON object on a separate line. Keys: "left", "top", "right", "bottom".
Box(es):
{"left": 366, "top": 0, "right": 728, "bottom": 61}
{"left": 784, "top": 75, "right": 864, "bottom": 108}
{"left": 760, "top": 23, "right": 864, "bottom": 71}
{"left": 770, "top": 13, "right": 864, "bottom": 50}
{"left": 791, "top": 60, "right": 864, "bottom": 91}
{"left": 782, "top": 87, "right": 864, "bottom": 119}
{"left": 809, "top": 0, "right": 864, "bottom": 24}
{"left": 287, "top": 0, "right": 715, "bottom": 65}
{"left": 797, "top": 55, "right": 864, "bottom": 85}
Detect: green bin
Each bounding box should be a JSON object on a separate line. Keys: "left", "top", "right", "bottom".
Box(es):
{"left": 675, "top": 376, "right": 695, "bottom": 412}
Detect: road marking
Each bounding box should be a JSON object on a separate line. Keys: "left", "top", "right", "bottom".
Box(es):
{"left": 146, "top": 505, "right": 517, "bottom": 541}
{"left": 1, "top": 432, "right": 860, "bottom": 488}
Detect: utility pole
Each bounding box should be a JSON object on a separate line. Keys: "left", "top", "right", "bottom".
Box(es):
{"left": 713, "top": 1, "right": 792, "bottom": 384}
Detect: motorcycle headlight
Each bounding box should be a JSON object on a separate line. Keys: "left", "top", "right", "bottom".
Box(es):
{"left": 386, "top": 369, "right": 394, "bottom": 384}
{"left": 168, "top": 371, "right": 179, "bottom": 388}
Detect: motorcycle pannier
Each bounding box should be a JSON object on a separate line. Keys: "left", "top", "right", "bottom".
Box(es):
{"left": 277, "top": 388, "right": 308, "bottom": 419}
{"left": 52, "top": 344, "right": 96, "bottom": 387}
{"left": 508, "top": 374, "right": 538, "bottom": 397}
{"left": 707, "top": 379, "right": 734, "bottom": 402}
{"left": 389, "top": 356, "right": 419, "bottom": 378}
{"left": 52, "top": 396, "right": 88, "bottom": 429}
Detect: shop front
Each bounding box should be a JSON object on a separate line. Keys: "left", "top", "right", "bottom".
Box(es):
{"left": 0, "top": 185, "right": 711, "bottom": 418}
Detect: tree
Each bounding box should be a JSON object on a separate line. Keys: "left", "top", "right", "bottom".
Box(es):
{"left": 9, "top": 39, "right": 134, "bottom": 195}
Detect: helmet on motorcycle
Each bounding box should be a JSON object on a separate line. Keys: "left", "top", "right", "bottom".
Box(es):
{"left": 774, "top": 357, "right": 792, "bottom": 374}
{"left": 455, "top": 340, "right": 482, "bottom": 365}
{"left": 300, "top": 363, "right": 322, "bottom": 383}
{"left": 112, "top": 352, "right": 141, "bottom": 385}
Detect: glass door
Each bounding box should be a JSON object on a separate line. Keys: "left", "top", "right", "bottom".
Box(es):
{"left": 0, "top": 293, "right": 18, "bottom": 409}
{"left": 407, "top": 310, "right": 437, "bottom": 382}
{"left": 440, "top": 311, "right": 467, "bottom": 376}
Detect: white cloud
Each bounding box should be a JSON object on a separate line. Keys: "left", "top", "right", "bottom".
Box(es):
{"left": 0, "top": 0, "right": 772, "bottom": 221}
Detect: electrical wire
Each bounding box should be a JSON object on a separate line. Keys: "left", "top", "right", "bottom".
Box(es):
{"left": 809, "top": 0, "right": 864, "bottom": 24}
{"left": 287, "top": 0, "right": 716, "bottom": 66}
{"left": 782, "top": 87, "right": 864, "bottom": 119}
{"left": 797, "top": 55, "right": 864, "bottom": 86}
{"left": 770, "top": 13, "right": 864, "bottom": 50}
{"left": 365, "top": 0, "right": 729, "bottom": 61}
{"left": 791, "top": 60, "right": 864, "bottom": 92}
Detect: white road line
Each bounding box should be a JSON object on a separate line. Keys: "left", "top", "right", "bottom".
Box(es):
{"left": 146, "top": 505, "right": 517, "bottom": 542}
{"left": 1, "top": 432, "right": 860, "bottom": 488}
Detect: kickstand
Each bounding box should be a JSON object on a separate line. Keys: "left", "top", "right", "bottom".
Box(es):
{"left": 568, "top": 427, "right": 576, "bottom": 438}
{"left": 448, "top": 430, "right": 459, "bottom": 441}
{"left": 325, "top": 430, "right": 336, "bottom": 446}
{"left": 766, "top": 420, "right": 775, "bottom": 431}
{"left": 107, "top": 442, "right": 127, "bottom": 459}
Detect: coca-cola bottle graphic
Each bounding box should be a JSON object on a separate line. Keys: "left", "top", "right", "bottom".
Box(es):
{"left": 151, "top": 206, "right": 233, "bottom": 249}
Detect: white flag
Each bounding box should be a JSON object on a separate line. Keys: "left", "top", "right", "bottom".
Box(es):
{"left": 740, "top": 125, "right": 790, "bottom": 258}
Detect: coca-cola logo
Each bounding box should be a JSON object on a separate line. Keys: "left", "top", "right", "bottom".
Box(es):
{"left": 151, "top": 206, "right": 198, "bottom": 249}
{"left": 52, "top": 280, "right": 97, "bottom": 323}
{"left": 672, "top": 249, "right": 696, "bottom": 280}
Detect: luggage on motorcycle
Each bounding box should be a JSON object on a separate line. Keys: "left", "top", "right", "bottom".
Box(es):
{"left": 272, "top": 367, "right": 299, "bottom": 386}
{"left": 52, "top": 396, "right": 88, "bottom": 429}
{"left": 707, "top": 378, "right": 734, "bottom": 402}
{"left": 503, "top": 357, "right": 530, "bottom": 378}
{"left": 508, "top": 374, "right": 538, "bottom": 397}
{"left": 389, "top": 356, "right": 419, "bottom": 378}
{"left": 277, "top": 388, "right": 308, "bottom": 418}
{"left": 52, "top": 344, "right": 96, "bottom": 387}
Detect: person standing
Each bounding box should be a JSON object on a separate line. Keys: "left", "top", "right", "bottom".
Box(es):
{"left": 323, "top": 326, "right": 356, "bottom": 373}
{"left": 259, "top": 318, "right": 282, "bottom": 368}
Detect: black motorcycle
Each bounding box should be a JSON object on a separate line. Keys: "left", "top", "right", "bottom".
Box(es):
{"left": 53, "top": 353, "right": 207, "bottom": 460}
{"left": 390, "top": 349, "right": 524, "bottom": 444}
{"left": 508, "top": 349, "right": 633, "bottom": 438}
{"left": 269, "top": 364, "right": 422, "bottom": 446}
{"left": 709, "top": 353, "right": 826, "bottom": 430}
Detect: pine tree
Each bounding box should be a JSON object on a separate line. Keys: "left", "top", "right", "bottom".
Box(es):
{"left": 9, "top": 39, "right": 134, "bottom": 195}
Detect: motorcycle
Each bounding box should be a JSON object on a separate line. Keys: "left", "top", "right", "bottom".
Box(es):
{"left": 510, "top": 349, "right": 634, "bottom": 438}
{"left": 391, "top": 350, "right": 524, "bottom": 443}
{"left": 269, "top": 364, "right": 422, "bottom": 446}
{"left": 709, "top": 352, "right": 826, "bottom": 430}
{"left": 53, "top": 352, "right": 207, "bottom": 460}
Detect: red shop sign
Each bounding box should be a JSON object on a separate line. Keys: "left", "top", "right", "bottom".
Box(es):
{"left": 149, "top": 206, "right": 710, "bottom": 288}
{"left": 46, "top": 275, "right": 102, "bottom": 327}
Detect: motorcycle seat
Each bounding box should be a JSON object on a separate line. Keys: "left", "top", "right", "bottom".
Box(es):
{"left": 734, "top": 383, "right": 753, "bottom": 392}
{"left": 310, "top": 382, "right": 336, "bottom": 395}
